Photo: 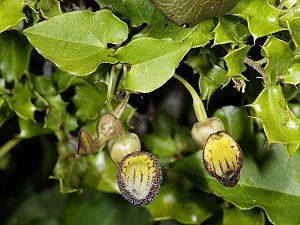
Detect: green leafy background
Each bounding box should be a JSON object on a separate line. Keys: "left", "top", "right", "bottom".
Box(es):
{"left": 0, "top": 0, "right": 299, "bottom": 225}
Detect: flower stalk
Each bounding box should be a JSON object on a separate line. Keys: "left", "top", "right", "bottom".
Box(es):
{"left": 173, "top": 74, "right": 207, "bottom": 122}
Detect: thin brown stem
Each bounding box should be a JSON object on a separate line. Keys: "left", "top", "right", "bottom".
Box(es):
{"left": 243, "top": 57, "right": 267, "bottom": 79}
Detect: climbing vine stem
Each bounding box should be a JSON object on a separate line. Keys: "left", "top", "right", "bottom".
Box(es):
{"left": 114, "top": 92, "right": 130, "bottom": 119}
{"left": 107, "top": 65, "right": 119, "bottom": 114}
{"left": 173, "top": 74, "right": 207, "bottom": 122}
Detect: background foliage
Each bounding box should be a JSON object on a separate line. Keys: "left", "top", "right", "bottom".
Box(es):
{"left": 0, "top": 0, "right": 299, "bottom": 225}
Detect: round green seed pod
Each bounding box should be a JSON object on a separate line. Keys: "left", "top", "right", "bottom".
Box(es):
{"left": 96, "top": 113, "right": 122, "bottom": 141}
{"left": 107, "top": 132, "right": 141, "bottom": 165}
{"left": 191, "top": 117, "right": 225, "bottom": 148}
{"left": 150, "top": 0, "right": 238, "bottom": 27}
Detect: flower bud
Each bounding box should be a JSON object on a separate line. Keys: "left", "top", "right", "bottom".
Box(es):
{"left": 117, "top": 151, "right": 162, "bottom": 206}
{"left": 107, "top": 132, "right": 141, "bottom": 165}
{"left": 96, "top": 113, "right": 122, "bottom": 141}
{"left": 203, "top": 131, "right": 243, "bottom": 187}
{"left": 191, "top": 117, "right": 225, "bottom": 148}
{"left": 77, "top": 129, "right": 98, "bottom": 155}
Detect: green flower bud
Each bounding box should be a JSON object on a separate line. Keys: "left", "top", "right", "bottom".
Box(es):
{"left": 203, "top": 131, "right": 243, "bottom": 187}
{"left": 117, "top": 151, "right": 162, "bottom": 206}
{"left": 191, "top": 117, "right": 225, "bottom": 148}
{"left": 96, "top": 113, "right": 122, "bottom": 141}
{"left": 107, "top": 132, "right": 141, "bottom": 165}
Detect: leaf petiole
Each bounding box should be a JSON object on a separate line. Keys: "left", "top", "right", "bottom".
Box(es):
{"left": 107, "top": 66, "right": 119, "bottom": 114}
{"left": 173, "top": 74, "right": 207, "bottom": 122}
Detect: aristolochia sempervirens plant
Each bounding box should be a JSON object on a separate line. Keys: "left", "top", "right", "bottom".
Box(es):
{"left": 173, "top": 74, "right": 243, "bottom": 187}
{"left": 77, "top": 66, "right": 243, "bottom": 207}
{"left": 77, "top": 66, "right": 162, "bottom": 206}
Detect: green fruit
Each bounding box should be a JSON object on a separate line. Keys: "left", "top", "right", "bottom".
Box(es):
{"left": 191, "top": 117, "right": 225, "bottom": 148}
{"left": 107, "top": 132, "right": 141, "bottom": 165}
{"left": 150, "top": 0, "right": 238, "bottom": 27}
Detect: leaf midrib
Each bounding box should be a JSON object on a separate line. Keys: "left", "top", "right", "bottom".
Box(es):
{"left": 122, "top": 42, "right": 190, "bottom": 67}
{"left": 25, "top": 31, "right": 104, "bottom": 48}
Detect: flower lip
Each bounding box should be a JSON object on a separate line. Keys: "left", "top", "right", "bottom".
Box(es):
{"left": 117, "top": 151, "right": 162, "bottom": 206}
{"left": 203, "top": 131, "right": 243, "bottom": 187}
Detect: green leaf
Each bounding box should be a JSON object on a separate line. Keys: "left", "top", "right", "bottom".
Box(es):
{"left": 18, "top": 118, "right": 52, "bottom": 138}
{"left": 289, "top": 103, "right": 300, "bottom": 118}
{"left": 185, "top": 20, "right": 216, "bottom": 48}
{"left": 171, "top": 133, "right": 300, "bottom": 225}
{"left": 143, "top": 111, "right": 198, "bottom": 160}
{"left": 213, "top": 16, "right": 250, "bottom": 46}
{"left": 214, "top": 106, "right": 253, "bottom": 142}
{"left": 152, "top": 111, "right": 174, "bottom": 135}
{"left": 72, "top": 82, "right": 107, "bottom": 121}
{"left": 144, "top": 134, "right": 178, "bottom": 158}
{"left": 199, "top": 65, "right": 228, "bottom": 101}
{"left": 224, "top": 45, "right": 250, "bottom": 79}
{"left": 44, "top": 95, "right": 68, "bottom": 131}
{"left": 32, "top": 76, "right": 57, "bottom": 96}
{"left": 223, "top": 208, "right": 265, "bottom": 225}
{"left": 262, "top": 36, "right": 298, "bottom": 85}
{"left": 37, "top": 0, "right": 62, "bottom": 19}
{"left": 52, "top": 70, "right": 74, "bottom": 93}
{"left": 84, "top": 151, "right": 118, "bottom": 193}
{"left": 287, "top": 17, "right": 300, "bottom": 48}
{"left": 286, "top": 143, "right": 300, "bottom": 156}
{"left": 8, "top": 83, "right": 37, "bottom": 121}
{"left": 52, "top": 145, "right": 90, "bottom": 193}
{"left": 231, "top": 0, "right": 283, "bottom": 39}
{"left": 94, "top": 0, "right": 128, "bottom": 17}
{"left": 140, "top": 16, "right": 215, "bottom": 48}
{"left": 280, "top": 0, "right": 298, "bottom": 9}
{"left": 249, "top": 85, "right": 300, "bottom": 156}
{"left": 184, "top": 51, "right": 212, "bottom": 74}
{"left": 285, "top": 63, "right": 300, "bottom": 85}
{"left": 7, "top": 187, "right": 65, "bottom": 225}
{"left": 0, "top": 102, "right": 12, "bottom": 128}
{"left": 279, "top": 4, "right": 300, "bottom": 47}
{"left": 64, "top": 189, "right": 151, "bottom": 225}
{"left": 115, "top": 38, "right": 191, "bottom": 93}
{"left": 123, "top": 0, "right": 156, "bottom": 26}
{"left": 0, "top": 0, "right": 25, "bottom": 33}
{"left": 140, "top": 17, "right": 197, "bottom": 42}
{"left": 24, "top": 10, "right": 128, "bottom": 76}
{"left": 146, "top": 185, "right": 218, "bottom": 224}
{"left": 0, "top": 31, "right": 33, "bottom": 82}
